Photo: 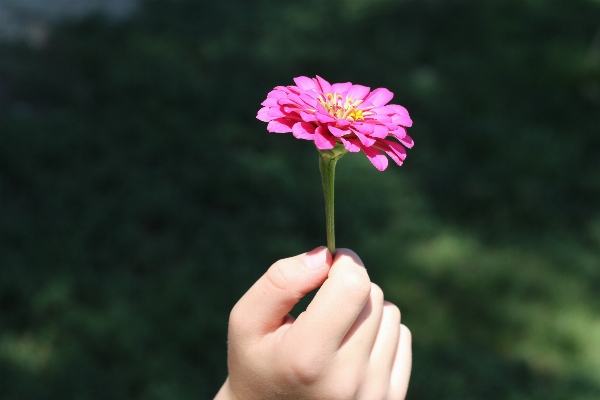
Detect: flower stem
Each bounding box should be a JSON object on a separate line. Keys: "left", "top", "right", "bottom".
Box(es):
{"left": 318, "top": 143, "right": 347, "bottom": 257}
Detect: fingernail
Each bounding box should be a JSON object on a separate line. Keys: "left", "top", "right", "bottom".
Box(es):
{"left": 304, "top": 247, "right": 327, "bottom": 270}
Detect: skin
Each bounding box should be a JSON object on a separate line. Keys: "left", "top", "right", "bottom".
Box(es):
{"left": 215, "top": 247, "right": 412, "bottom": 400}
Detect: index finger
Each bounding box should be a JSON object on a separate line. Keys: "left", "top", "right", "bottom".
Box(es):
{"left": 287, "top": 249, "right": 372, "bottom": 354}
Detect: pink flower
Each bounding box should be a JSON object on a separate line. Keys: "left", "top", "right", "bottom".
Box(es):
{"left": 257, "top": 75, "right": 414, "bottom": 171}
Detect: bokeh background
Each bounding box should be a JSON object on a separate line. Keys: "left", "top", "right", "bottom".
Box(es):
{"left": 1, "top": 0, "right": 600, "bottom": 398}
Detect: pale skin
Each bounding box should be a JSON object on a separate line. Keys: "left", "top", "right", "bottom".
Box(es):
{"left": 215, "top": 247, "right": 412, "bottom": 400}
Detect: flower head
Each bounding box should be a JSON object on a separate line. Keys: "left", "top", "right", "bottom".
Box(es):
{"left": 257, "top": 75, "right": 414, "bottom": 171}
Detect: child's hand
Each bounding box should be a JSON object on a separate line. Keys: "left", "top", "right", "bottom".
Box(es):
{"left": 215, "top": 247, "right": 412, "bottom": 400}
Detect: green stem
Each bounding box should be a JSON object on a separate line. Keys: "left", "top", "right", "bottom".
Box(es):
{"left": 318, "top": 143, "right": 347, "bottom": 257}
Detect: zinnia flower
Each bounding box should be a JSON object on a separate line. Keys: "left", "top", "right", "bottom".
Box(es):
{"left": 257, "top": 75, "right": 414, "bottom": 171}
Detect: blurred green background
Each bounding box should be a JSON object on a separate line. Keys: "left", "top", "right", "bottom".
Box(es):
{"left": 1, "top": 0, "right": 600, "bottom": 398}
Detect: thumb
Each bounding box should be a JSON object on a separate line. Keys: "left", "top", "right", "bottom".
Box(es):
{"left": 229, "top": 247, "right": 332, "bottom": 340}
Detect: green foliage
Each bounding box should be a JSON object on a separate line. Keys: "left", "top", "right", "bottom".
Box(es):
{"left": 1, "top": 0, "right": 599, "bottom": 398}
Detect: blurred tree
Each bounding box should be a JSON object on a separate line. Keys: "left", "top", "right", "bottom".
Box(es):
{"left": 0, "top": 0, "right": 599, "bottom": 399}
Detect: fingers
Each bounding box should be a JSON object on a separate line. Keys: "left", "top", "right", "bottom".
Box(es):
{"left": 288, "top": 248, "right": 372, "bottom": 354}
{"left": 352, "top": 301, "right": 400, "bottom": 398}
{"left": 389, "top": 324, "right": 412, "bottom": 399}
{"left": 369, "top": 302, "right": 401, "bottom": 373}
{"left": 229, "top": 247, "right": 332, "bottom": 341}
{"left": 338, "top": 283, "right": 385, "bottom": 360}
{"left": 356, "top": 304, "right": 409, "bottom": 400}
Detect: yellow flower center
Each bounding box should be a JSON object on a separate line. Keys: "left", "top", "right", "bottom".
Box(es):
{"left": 318, "top": 93, "right": 368, "bottom": 122}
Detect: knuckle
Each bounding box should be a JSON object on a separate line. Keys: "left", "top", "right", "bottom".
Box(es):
{"left": 340, "top": 267, "right": 371, "bottom": 300}
{"left": 383, "top": 301, "right": 401, "bottom": 324}
{"left": 335, "top": 248, "right": 363, "bottom": 265}
{"left": 365, "top": 384, "right": 390, "bottom": 400}
{"left": 264, "top": 260, "right": 300, "bottom": 299}
{"left": 334, "top": 386, "right": 359, "bottom": 400}
{"left": 228, "top": 302, "right": 247, "bottom": 333}
{"left": 370, "top": 283, "right": 384, "bottom": 303}
{"left": 329, "top": 373, "right": 360, "bottom": 399}
{"left": 400, "top": 324, "right": 411, "bottom": 341}
{"left": 285, "top": 351, "right": 327, "bottom": 385}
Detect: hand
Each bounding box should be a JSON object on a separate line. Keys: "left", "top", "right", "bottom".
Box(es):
{"left": 215, "top": 247, "right": 412, "bottom": 400}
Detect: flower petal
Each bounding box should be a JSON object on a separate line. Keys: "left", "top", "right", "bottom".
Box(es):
{"left": 316, "top": 104, "right": 336, "bottom": 123}
{"left": 353, "top": 129, "right": 376, "bottom": 147}
{"left": 383, "top": 139, "right": 407, "bottom": 160}
{"left": 267, "top": 107, "right": 286, "bottom": 118}
{"left": 277, "top": 98, "right": 296, "bottom": 106}
{"left": 371, "top": 124, "right": 389, "bottom": 139}
{"left": 399, "top": 134, "right": 414, "bottom": 148}
{"left": 283, "top": 106, "right": 299, "bottom": 114}
{"left": 316, "top": 113, "right": 335, "bottom": 123}
{"left": 361, "top": 145, "right": 389, "bottom": 171}
{"left": 293, "top": 76, "right": 318, "bottom": 90}
{"left": 315, "top": 75, "right": 332, "bottom": 94}
{"left": 370, "top": 106, "right": 393, "bottom": 115}
{"left": 371, "top": 115, "right": 392, "bottom": 124}
{"left": 292, "top": 122, "right": 316, "bottom": 139}
{"left": 364, "top": 88, "right": 394, "bottom": 107}
{"left": 299, "top": 111, "right": 317, "bottom": 122}
{"left": 331, "top": 82, "right": 352, "bottom": 94}
{"left": 388, "top": 104, "right": 410, "bottom": 116}
{"left": 257, "top": 107, "right": 272, "bottom": 122}
{"left": 299, "top": 93, "right": 318, "bottom": 107}
{"left": 314, "top": 126, "right": 336, "bottom": 149}
{"left": 390, "top": 127, "right": 407, "bottom": 140}
{"left": 328, "top": 125, "right": 351, "bottom": 137}
{"left": 354, "top": 123, "right": 374, "bottom": 135}
{"left": 347, "top": 84, "right": 370, "bottom": 101}
{"left": 267, "top": 118, "right": 295, "bottom": 133}
{"left": 336, "top": 118, "right": 351, "bottom": 127}
{"left": 267, "top": 89, "right": 287, "bottom": 99}
{"left": 392, "top": 114, "right": 413, "bottom": 127}
{"left": 376, "top": 146, "right": 404, "bottom": 166}
{"left": 261, "top": 98, "right": 280, "bottom": 107}
{"left": 340, "top": 137, "right": 361, "bottom": 152}
{"left": 278, "top": 93, "right": 303, "bottom": 107}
